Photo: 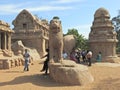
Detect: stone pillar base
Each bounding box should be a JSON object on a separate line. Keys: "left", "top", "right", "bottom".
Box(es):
{"left": 0, "top": 59, "right": 10, "bottom": 69}
{"left": 2, "top": 50, "right": 13, "bottom": 57}
{"left": 0, "top": 50, "right": 3, "bottom": 57}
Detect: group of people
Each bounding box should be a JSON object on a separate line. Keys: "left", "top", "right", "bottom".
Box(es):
{"left": 23, "top": 48, "right": 101, "bottom": 75}
{"left": 70, "top": 49, "right": 93, "bottom": 66}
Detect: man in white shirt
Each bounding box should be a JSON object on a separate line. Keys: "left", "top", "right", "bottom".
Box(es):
{"left": 86, "top": 50, "right": 92, "bottom": 66}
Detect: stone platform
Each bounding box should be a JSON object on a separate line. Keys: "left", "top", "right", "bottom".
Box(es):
{"left": 49, "top": 60, "right": 94, "bottom": 85}
{"left": 0, "top": 55, "right": 24, "bottom": 69}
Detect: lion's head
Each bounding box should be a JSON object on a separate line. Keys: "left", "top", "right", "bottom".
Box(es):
{"left": 50, "top": 17, "right": 62, "bottom": 33}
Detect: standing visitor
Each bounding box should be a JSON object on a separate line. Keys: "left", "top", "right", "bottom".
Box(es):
{"left": 86, "top": 50, "right": 92, "bottom": 66}
{"left": 96, "top": 52, "right": 102, "bottom": 62}
{"left": 81, "top": 50, "right": 86, "bottom": 63}
{"left": 40, "top": 49, "right": 49, "bottom": 75}
{"left": 63, "top": 51, "right": 68, "bottom": 59}
{"left": 75, "top": 50, "right": 81, "bottom": 63}
{"left": 23, "top": 49, "right": 30, "bottom": 71}
{"left": 70, "top": 50, "right": 77, "bottom": 62}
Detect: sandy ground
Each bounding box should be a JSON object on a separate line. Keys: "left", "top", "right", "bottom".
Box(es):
{"left": 0, "top": 60, "right": 120, "bottom": 90}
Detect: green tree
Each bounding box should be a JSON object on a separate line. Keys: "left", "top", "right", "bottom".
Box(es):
{"left": 112, "top": 10, "right": 120, "bottom": 52}
{"left": 64, "top": 28, "right": 88, "bottom": 50}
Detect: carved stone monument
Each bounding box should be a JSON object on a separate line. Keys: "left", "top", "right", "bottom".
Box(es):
{"left": 89, "top": 7, "right": 119, "bottom": 63}
{"left": 49, "top": 17, "right": 94, "bottom": 85}
{"left": 0, "top": 20, "right": 14, "bottom": 57}
{"left": 0, "top": 20, "right": 15, "bottom": 69}
{"left": 12, "top": 9, "right": 49, "bottom": 57}
{"left": 63, "top": 35, "right": 76, "bottom": 57}
{"left": 49, "top": 17, "right": 63, "bottom": 62}
{"left": 0, "top": 14, "right": 38, "bottom": 69}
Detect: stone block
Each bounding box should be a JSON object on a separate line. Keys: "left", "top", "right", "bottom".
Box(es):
{"left": 49, "top": 60, "right": 94, "bottom": 85}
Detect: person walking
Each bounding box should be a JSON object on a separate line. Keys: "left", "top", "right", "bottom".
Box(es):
{"left": 40, "top": 49, "right": 49, "bottom": 75}
{"left": 23, "top": 49, "right": 30, "bottom": 71}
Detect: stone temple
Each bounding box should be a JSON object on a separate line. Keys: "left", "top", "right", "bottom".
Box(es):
{"left": 12, "top": 9, "right": 49, "bottom": 57}
{"left": 0, "top": 20, "right": 14, "bottom": 57}
{"left": 89, "top": 7, "right": 119, "bottom": 62}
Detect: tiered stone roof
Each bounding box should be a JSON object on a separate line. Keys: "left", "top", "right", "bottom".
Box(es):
{"left": 0, "top": 20, "right": 14, "bottom": 33}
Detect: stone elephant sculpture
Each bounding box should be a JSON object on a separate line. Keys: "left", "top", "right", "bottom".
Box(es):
{"left": 63, "top": 35, "right": 77, "bottom": 58}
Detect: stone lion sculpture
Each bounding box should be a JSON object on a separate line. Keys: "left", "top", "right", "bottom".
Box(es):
{"left": 49, "top": 17, "right": 63, "bottom": 63}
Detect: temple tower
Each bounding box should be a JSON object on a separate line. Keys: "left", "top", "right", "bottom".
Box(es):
{"left": 89, "top": 7, "right": 119, "bottom": 62}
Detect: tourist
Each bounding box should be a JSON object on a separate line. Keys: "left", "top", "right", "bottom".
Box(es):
{"left": 75, "top": 50, "right": 81, "bottom": 63}
{"left": 62, "top": 51, "right": 68, "bottom": 59}
{"left": 86, "top": 50, "right": 92, "bottom": 66}
{"left": 40, "top": 49, "right": 49, "bottom": 75}
{"left": 70, "top": 50, "right": 77, "bottom": 62}
{"left": 96, "top": 52, "right": 102, "bottom": 62}
{"left": 81, "top": 50, "right": 87, "bottom": 63}
{"left": 23, "top": 49, "right": 30, "bottom": 71}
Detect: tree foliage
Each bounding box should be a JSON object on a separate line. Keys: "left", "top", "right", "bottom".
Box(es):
{"left": 64, "top": 28, "right": 88, "bottom": 50}
{"left": 112, "top": 12, "right": 120, "bottom": 31}
{"left": 53, "top": 16, "right": 60, "bottom": 19}
{"left": 112, "top": 10, "right": 120, "bottom": 52}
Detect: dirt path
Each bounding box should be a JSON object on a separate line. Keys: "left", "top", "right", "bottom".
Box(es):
{"left": 0, "top": 61, "right": 120, "bottom": 90}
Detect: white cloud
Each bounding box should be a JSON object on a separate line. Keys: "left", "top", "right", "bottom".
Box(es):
{"left": 51, "top": 0, "right": 85, "bottom": 4}
{"left": 0, "top": 4, "right": 20, "bottom": 15}
{"left": 0, "top": 3, "right": 73, "bottom": 15}
{"left": 27, "top": 6, "right": 73, "bottom": 12}
{"left": 0, "top": 3, "right": 30, "bottom": 15}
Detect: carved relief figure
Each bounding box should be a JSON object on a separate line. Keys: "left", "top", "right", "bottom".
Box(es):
{"left": 49, "top": 17, "right": 63, "bottom": 63}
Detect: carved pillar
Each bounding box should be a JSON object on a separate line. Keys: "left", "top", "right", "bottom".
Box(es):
{"left": 41, "top": 38, "right": 46, "bottom": 56}
{"left": 4, "top": 32, "right": 7, "bottom": 50}
{"left": 7, "top": 33, "right": 11, "bottom": 51}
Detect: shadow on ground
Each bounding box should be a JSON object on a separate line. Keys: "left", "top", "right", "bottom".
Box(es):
{"left": 0, "top": 74, "right": 70, "bottom": 87}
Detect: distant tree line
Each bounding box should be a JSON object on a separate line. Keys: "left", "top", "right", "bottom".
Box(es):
{"left": 112, "top": 10, "right": 120, "bottom": 52}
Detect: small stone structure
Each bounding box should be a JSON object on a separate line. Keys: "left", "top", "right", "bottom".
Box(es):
{"left": 12, "top": 9, "right": 49, "bottom": 57}
{"left": 0, "top": 20, "right": 29, "bottom": 69}
{"left": 89, "top": 7, "right": 119, "bottom": 62}
{"left": 49, "top": 17, "right": 63, "bottom": 62}
{"left": 0, "top": 20, "right": 14, "bottom": 57}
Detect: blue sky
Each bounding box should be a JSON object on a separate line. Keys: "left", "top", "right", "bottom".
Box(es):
{"left": 0, "top": 0, "right": 120, "bottom": 38}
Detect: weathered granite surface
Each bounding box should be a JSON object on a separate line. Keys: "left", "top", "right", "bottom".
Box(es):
{"left": 49, "top": 60, "right": 94, "bottom": 85}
